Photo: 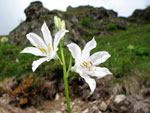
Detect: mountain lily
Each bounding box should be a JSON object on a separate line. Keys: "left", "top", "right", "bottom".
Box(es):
{"left": 67, "top": 38, "right": 112, "bottom": 93}
{"left": 21, "top": 22, "right": 68, "bottom": 72}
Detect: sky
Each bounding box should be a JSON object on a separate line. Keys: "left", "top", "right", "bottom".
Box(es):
{"left": 0, "top": 0, "right": 150, "bottom": 35}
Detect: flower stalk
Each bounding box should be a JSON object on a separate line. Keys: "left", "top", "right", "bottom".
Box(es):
{"left": 54, "top": 16, "right": 71, "bottom": 113}
{"left": 60, "top": 46, "right": 71, "bottom": 113}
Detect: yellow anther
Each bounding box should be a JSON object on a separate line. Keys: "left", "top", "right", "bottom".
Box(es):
{"left": 37, "top": 45, "right": 42, "bottom": 52}
{"left": 38, "top": 45, "right": 47, "bottom": 54}
{"left": 83, "top": 61, "right": 88, "bottom": 68}
{"left": 94, "top": 68, "right": 96, "bottom": 71}
{"left": 48, "top": 43, "right": 51, "bottom": 53}
{"left": 90, "top": 61, "right": 93, "bottom": 66}
{"left": 42, "top": 48, "right": 47, "bottom": 54}
{"left": 89, "top": 66, "right": 91, "bottom": 71}
{"left": 80, "top": 64, "right": 84, "bottom": 68}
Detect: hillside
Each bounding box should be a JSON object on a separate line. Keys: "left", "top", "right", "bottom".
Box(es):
{"left": 8, "top": 1, "right": 128, "bottom": 46}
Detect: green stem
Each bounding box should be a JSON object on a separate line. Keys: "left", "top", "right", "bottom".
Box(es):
{"left": 60, "top": 47, "right": 71, "bottom": 113}
{"left": 67, "top": 54, "right": 72, "bottom": 78}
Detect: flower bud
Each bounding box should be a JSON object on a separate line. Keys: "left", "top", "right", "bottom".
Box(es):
{"left": 54, "top": 16, "right": 66, "bottom": 31}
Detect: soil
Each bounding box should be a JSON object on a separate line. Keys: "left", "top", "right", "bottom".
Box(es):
{"left": 0, "top": 76, "right": 150, "bottom": 113}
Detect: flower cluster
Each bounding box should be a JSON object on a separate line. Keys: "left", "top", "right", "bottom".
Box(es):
{"left": 21, "top": 20, "right": 111, "bottom": 93}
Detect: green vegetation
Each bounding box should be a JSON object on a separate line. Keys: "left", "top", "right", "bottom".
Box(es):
{"left": 0, "top": 43, "right": 69, "bottom": 81}
{"left": 94, "top": 24, "right": 150, "bottom": 94}
{"left": 79, "top": 17, "right": 92, "bottom": 28}
{"left": 0, "top": 44, "right": 34, "bottom": 80}
{"left": 106, "top": 23, "right": 118, "bottom": 31}
{"left": 0, "top": 24, "right": 150, "bottom": 95}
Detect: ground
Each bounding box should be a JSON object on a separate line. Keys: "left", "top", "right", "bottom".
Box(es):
{"left": 0, "top": 76, "right": 150, "bottom": 113}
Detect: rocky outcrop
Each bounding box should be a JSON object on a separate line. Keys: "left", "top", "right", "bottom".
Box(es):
{"left": 9, "top": 1, "right": 128, "bottom": 46}
{"left": 9, "top": 1, "right": 85, "bottom": 46}
{"left": 9, "top": 2, "right": 150, "bottom": 47}
{"left": 66, "top": 5, "right": 127, "bottom": 35}
{"left": 67, "top": 5, "right": 118, "bottom": 20}
{"left": 24, "top": 1, "right": 49, "bottom": 21}
{"left": 129, "top": 7, "right": 150, "bottom": 23}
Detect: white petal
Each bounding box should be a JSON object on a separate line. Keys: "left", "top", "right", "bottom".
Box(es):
{"left": 87, "top": 51, "right": 111, "bottom": 65}
{"left": 77, "top": 70, "right": 96, "bottom": 94}
{"left": 41, "top": 22, "right": 53, "bottom": 46}
{"left": 21, "top": 47, "right": 45, "bottom": 56}
{"left": 32, "top": 57, "right": 49, "bottom": 72}
{"left": 71, "top": 65, "right": 77, "bottom": 72}
{"left": 26, "top": 33, "right": 47, "bottom": 49}
{"left": 54, "top": 30, "right": 68, "bottom": 51}
{"left": 88, "top": 67, "right": 112, "bottom": 78}
{"left": 67, "top": 43, "right": 81, "bottom": 64}
{"left": 50, "top": 51, "right": 57, "bottom": 59}
{"left": 82, "top": 38, "right": 96, "bottom": 59}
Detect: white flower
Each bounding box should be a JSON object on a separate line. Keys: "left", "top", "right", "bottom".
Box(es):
{"left": 67, "top": 38, "right": 112, "bottom": 93}
{"left": 21, "top": 22, "right": 68, "bottom": 72}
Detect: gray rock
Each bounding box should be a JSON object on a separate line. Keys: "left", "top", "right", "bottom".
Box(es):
{"left": 0, "top": 78, "right": 17, "bottom": 91}
{"left": 114, "top": 94, "right": 126, "bottom": 104}
{"left": 99, "top": 101, "right": 108, "bottom": 111}
{"left": 82, "top": 108, "right": 89, "bottom": 113}
{"left": 24, "top": 1, "right": 49, "bottom": 21}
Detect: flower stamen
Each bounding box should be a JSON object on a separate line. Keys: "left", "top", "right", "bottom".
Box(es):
{"left": 83, "top": 61, "right": 88, "bottom": 68}
{"left": 89, "top": 66, "right": 91, "bottom": 71}
{"left": 80, "top": 61, "right": 94, "bottom": 72}
{"left": 38, "top": 45, "right": 47, "bottom": 54}
{"left": 90, "top": 61, "right": 93, "bottom": 66}
{"left": 48, "top": 43, "right": 51, "bottom": 53}
{"left": 80, "top": 64, "right": 84, "bottom": 68}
